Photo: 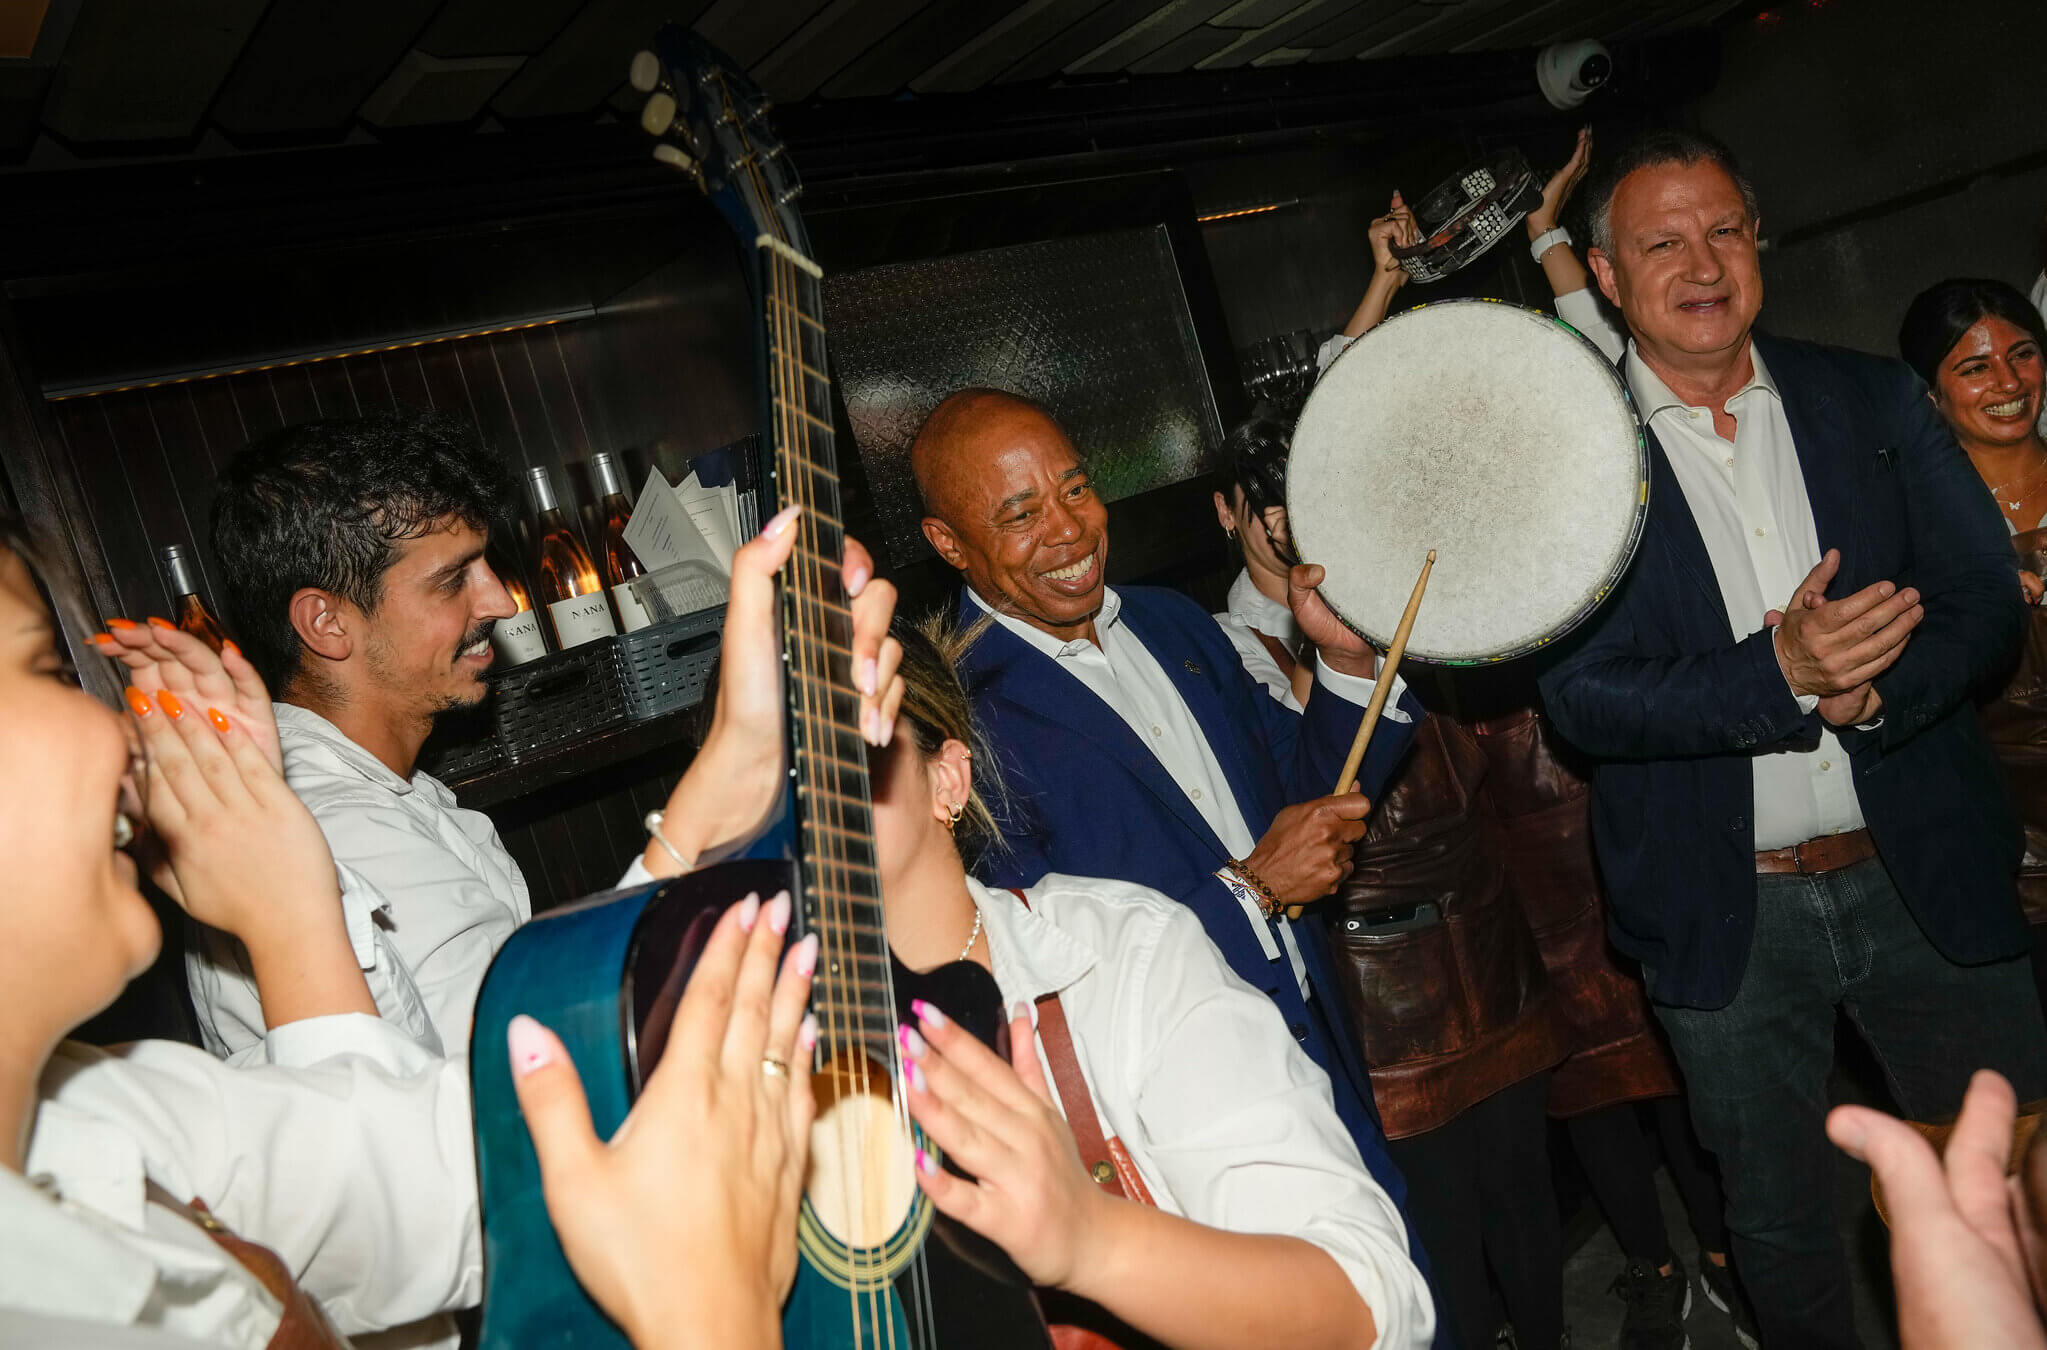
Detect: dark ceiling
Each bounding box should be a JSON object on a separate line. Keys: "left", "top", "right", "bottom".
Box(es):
{"left": 1, "top": 0, "right": 1746, "bottom": 164}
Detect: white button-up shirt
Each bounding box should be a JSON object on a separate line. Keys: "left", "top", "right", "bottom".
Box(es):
{"left": 1215, "top": 568, "right": 1304, "bottom": 709}
{"left": 969, "top": 587, "right": 1405, "bottom": 995}
{"left": 1624, "top": 341, "right": 1866, "bottom": 849}
{"left": 188, "top": 703, "right": 530, "bottom": 1063}
{"left": 3, "top": 1017, "right": 477, "bottom": 1348}
{"left": 978, "top": 872, "right": 1433, "bottom": 1350}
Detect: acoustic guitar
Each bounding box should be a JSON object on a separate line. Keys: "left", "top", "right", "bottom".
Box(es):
{"left": 467, "top": 26, "right": 1049, "bottom": 1350}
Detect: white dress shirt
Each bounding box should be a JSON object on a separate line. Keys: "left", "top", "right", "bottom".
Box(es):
{"left": 1553, "top": 287, "right": 1629, "bottom": 364}
{"left": 3, "top": 1016, "right": 477, "bottom": 1348}
{"left": 190, "top": 703, "right": 531, "bottom": 1062}
{"left": 977, "top": 872, "right": 1433, "bottom": 1349}
{"left": 1214, "top": 568, "right": 1304, "bottom": 710}
{"left": 969, "top": 587, "right": 1405, "bottom": 995}
{"left": 1624, "top": 341, "right": 1866, "bottom": 849}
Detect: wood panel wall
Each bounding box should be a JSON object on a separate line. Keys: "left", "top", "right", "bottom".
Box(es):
{"left": 26, "top": 213, "right": 757, "bottom": 917}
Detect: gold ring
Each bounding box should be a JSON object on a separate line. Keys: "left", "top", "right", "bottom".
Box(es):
{"left": 760, "top": 1056, "right": 790, "bottom": 1080}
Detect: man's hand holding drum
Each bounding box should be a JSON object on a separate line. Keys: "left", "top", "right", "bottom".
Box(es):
{"left": 1764, "top": 547, "right": 1923, "bottom": 727}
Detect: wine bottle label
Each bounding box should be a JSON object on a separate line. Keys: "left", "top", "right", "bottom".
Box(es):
{"left": 492, "top": 610, "right": 548, "bottom": 666}
{"left": 550, "top": 593, "right": 618, "bottom": 648}
{"left": 612, "top": 581, "right": 654, "bottom": 633}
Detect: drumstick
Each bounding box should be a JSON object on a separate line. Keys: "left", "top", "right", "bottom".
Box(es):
{"left": 1284, "top": 549, "right": 1434, "bottom": 922}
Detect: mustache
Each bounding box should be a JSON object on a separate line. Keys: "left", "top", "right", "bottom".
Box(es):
{"left": 457, "top": 622, "right": 497, "bottom": 655}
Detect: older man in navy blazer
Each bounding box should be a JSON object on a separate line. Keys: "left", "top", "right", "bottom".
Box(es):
{"left": 1538, "top": 130, "right": 2047, "bottom": 1349}
{"left": 909, "top": 389, "right": 1430, "bottom": 1284}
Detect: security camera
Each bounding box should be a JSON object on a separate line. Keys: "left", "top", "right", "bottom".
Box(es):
{"left": 1537, "top": 39, "right": 1612, "bottom": 110}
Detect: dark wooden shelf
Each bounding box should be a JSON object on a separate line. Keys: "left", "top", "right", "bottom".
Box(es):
{"left": 449, "top": 708, "right": 701, "bottom": 810}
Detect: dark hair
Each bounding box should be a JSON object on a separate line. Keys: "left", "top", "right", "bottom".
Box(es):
{"left": 1897, "top": 278, "right": 2047, "bottom": 390}
{"left": 1222, "top": 407, "right": 1293, "bottom": 518}
{"left": 209, "top": 410, "right": 514, "bottom": 691}
{"left": 1581, "top": 128, "right": 1760, "bottom": 256}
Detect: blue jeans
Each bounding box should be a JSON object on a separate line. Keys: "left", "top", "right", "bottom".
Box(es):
{"left": 1651, "top": 857, "right": 2047, "bottom": 1350}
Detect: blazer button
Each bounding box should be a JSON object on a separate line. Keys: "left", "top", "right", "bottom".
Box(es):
{"left": 1289, "top": 1021, "right": 1309, "bottom": 1041}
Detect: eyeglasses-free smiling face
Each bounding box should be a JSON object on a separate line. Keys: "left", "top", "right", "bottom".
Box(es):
{"left": 1933, "top": 315, "right": 2046, "bottom": 455}
{"left": 919, "top": 402, "right": 1109, "bottom": 642}
{"left": 1591, "top": 158, "right": 1764, "bottom": 376}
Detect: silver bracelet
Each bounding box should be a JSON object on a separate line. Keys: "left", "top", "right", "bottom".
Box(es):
{"left": 643, "top": 810, "right": 696, "bottom": 874}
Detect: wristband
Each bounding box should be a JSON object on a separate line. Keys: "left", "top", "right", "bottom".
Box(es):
{"left": 1530, "top": 226, "right": 1573, "bottom": 264}
{"left": 1222, "top": 858, "right": 1285, "bottom": 920}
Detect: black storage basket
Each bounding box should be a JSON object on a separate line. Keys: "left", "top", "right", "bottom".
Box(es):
{"left": 416, "top": 703, "right": 504, "bottom": 783}
{"left": 492, "top": 639, "right": 630, "bottom": 762}
{"left": 619, "top": 605, "right": 726, "bottom": 722}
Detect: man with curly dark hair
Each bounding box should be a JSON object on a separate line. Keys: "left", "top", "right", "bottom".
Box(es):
{"left": 196, "top": 410, "right": 525, "bottom": 1063}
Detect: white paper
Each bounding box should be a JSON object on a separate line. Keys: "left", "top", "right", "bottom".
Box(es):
{"left": 676, "top": 468, "right": 739, "bottom": 569}
{"left": 622, "top": 467, "right": 728, "bottom": 577}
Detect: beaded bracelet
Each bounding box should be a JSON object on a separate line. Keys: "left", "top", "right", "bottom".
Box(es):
{"left": 1224, "top": 858, "right": 1284, "bottom": 920}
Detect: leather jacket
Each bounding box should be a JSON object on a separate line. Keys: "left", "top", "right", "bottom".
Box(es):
{"left": 1322, "top": 694, "right": 1568, "bottom": 1139}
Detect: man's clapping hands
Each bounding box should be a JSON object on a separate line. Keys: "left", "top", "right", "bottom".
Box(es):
{"left": 1765, "top": 549, "right": 1922, "bottom": 726}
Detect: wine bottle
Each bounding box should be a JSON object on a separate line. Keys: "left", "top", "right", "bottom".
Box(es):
{"left": 161, "top": 545, "right": 229, "bottom": 652}
{"left": 523, "top": 466, "right": 617, "bottom": 650}
{"left": 589, "top": 452, "right": 653, "bottom": 633}
{"left": 487, "top": 542, "right": 550, "bottom": 667}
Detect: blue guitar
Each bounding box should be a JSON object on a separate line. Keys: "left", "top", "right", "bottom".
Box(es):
{"left": 467, "top": 26, "right": 1050, "bottom": 1350}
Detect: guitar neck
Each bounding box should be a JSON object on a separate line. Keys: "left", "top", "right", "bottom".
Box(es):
{"left": 756, "top": 236, "right": 894, "bottom": 1057}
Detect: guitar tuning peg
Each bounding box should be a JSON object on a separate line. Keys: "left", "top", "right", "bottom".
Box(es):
{"left": 628, "top": 50, "right": 662, "bottom": 94}
{"left": 640, "top": 91, "right": 677, "bottom": 137}
{"left": 652, "top": 143, "right": 697, "bottom": 174}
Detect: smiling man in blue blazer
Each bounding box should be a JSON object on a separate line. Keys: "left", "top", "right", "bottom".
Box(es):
{"left": 1538, "top": 130, "right": 2047, "bottom": 1350}
{"left": 909, "top": 388, "right": 1430, "bottom": 1279}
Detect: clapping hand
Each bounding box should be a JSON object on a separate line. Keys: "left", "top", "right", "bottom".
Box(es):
{"left": 513, "top": 891, "right": 818, "bottom": 1350}
{"left": 1767, "top": 550, "right": 1920, "bottom": 723}
{"left": 1828, "top": 1071, "right": 2047, "bottom": 1350}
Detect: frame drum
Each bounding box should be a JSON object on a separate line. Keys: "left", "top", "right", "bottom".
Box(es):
{"left": 1287, "top": 299, "right": 1647, "bottom": 665}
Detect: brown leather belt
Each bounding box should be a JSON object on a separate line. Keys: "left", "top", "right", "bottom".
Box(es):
{"left": 1755, "top": 827, "right": 1877, "bottom": 876}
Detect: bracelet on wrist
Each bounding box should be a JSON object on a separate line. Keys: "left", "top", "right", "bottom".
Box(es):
{"left": 1529, "top": 225, "right": 1573, "bottom": 264}
{"left": 643, "top": 810, "right": 697, "bottom": 875}
{"left": 1223, "top": 858, "right": 1285, "bottom": 920}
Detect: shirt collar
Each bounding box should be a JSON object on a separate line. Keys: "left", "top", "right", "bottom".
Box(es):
{"left": 1224, "top": 568, "right": 1299, "bottom": 645}
{"left": 966, "top": 875, "right": 1097, "bottom": 1002}
{"left": 0, "top": 1163, "right": 160, "bottom": 1326}
{"left": 1623, "top": 338, "right": 1780, "bottom": 421}
{"left": 274, "top": 701, "right": 422, "bottom": 798}
{"left": 964, "top": 585, "right": 1122, "bottom": 661}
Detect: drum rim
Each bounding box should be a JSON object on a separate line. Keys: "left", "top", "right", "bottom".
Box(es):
{"left": 1287, "top": 296, "right": 1650, "bottom": 667}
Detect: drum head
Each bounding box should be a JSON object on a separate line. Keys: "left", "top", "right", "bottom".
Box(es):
{"left": 1288, "top": 299, "right": 1646, "bottom": 665}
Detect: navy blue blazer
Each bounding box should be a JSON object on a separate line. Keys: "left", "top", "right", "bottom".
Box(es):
{"left": 1538, "top": 333, "right": 2028, "bottom": 1011}
{"left": 955, "top": 585, "right": 1424, "bottom": 1200}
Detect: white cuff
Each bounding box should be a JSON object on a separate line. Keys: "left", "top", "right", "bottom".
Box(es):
{"left": 265, "top": 1012, "right": 440, "bottom": 1073}
{"left": 1315, "top": 333, "right": 1357, "bottom": 377}
{"left": 1314, "top": 662, "right": 1414, "bottom": 724}
{"left": 617, "top": 855, "right": 657, "bottom": 889}
{"left": 1214, "top": 867, "right": 1284, "bottom": 963}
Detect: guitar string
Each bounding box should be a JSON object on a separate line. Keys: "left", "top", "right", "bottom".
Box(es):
{"left": 761, "top": 234, "right": 861, "bottom": 1347}
{"left": 740, "top": 91, "right": 922, "bottom": 1348}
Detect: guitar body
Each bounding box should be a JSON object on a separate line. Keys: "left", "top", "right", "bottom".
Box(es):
{"left": 470, "top": 24, "right": 1052, "bottom": 1350}
{"left": 471, "top": 854, "right": 1045, "bottom": 1349}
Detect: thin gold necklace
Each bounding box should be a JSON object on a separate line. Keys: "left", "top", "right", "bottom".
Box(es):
{"left": 1987, "top": 451, "right": 2047, "bottom": 510}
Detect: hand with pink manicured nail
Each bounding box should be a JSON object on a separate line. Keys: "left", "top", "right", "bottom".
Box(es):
{"left": 509, "top": 893, "right": 819, "bottom": 1350}
{"left": 639, "top": 507, "right": 905, "bottom": 880}
{"left": 900, "top": 999, "right": 1111, "bottom": 1289}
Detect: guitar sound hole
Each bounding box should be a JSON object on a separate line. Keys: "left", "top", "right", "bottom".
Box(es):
{"left": 805, "top": 1047, "right": 917, "bottom": 1253}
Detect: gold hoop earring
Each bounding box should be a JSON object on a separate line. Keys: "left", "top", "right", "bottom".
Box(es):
{"left": 945, "top": 802, "right": 964, "bottom": 831}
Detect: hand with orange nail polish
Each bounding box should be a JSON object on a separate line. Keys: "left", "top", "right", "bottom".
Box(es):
{"left": 129, "top": 654, "right": 370, "bottom": 1028}
{"left": 98, "top": 614, "right": 281, "bottom": 770}
{"left": 511, "top": 894, "right": 817, "bottom": 1348}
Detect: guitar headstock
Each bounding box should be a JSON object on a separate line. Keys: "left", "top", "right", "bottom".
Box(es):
{"left": 630, "top": 27, "right": 804, "bottom": 249}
